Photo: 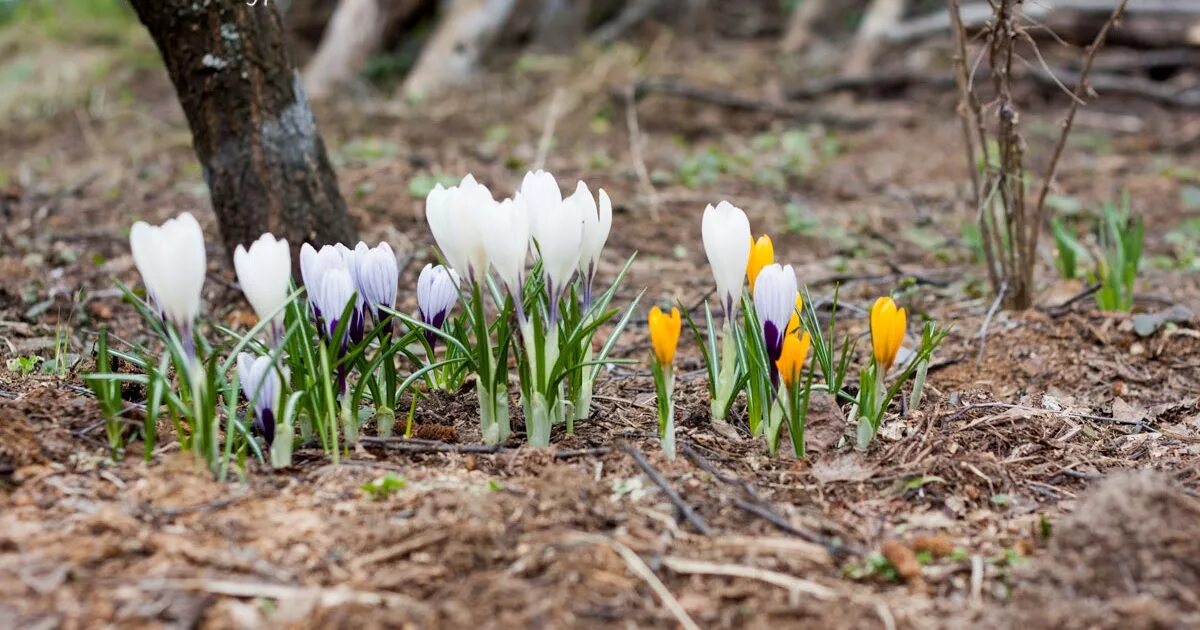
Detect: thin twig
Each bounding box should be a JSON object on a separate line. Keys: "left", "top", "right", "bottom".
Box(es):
{"left": 532, "top": 87, "right": 565, "bottom": 171}
{"left": 629, "top": 79, "right": 876, "bottom": 129}
{"left": 360, "top": 437, "right": 611, "bottom": 461}
{"left": 681, "top": 441, "right": 760, "bottom": 500}
{"left": 944, "top": 401, "right": 1145, "bottom": 426}
{"left": 969, "top": 555, "right": 984, "bottom": 608}
{"left": 661, "top": 556, "right": 837, "bottom": 603}
{"left": 569, "top": 534, "right": 700, "bottom": 630}
{"left": 1042, "top": 282, "right": 1101, "bottom": 316}
{"left": 136, "top": 577, "right": 430, "bottom": 612}
{"left": 733, "top": 498, "right": 844, "bottom": 551}
{"left": 679, "top": 442, "right": 860, "bottom": 555}
{"left": 149, "top": 492, "right": 250, "bottom": 519}
{"left": 554, "top": 446, "right": 613, "bottom": 459}
{"left": 619, "top": 441, "right": 712, "bottom": 535}
{"left": 976, "top": 281, "right": 1007, "bottom": 366}
{"left": 624, "top": 83, "right": 660, "bottom": 220}
{"left": 361, "top": 438, "right": 504, "bottom": 455}
{"left": 1031, "top": 0, "right": 1131, "bottom": 277}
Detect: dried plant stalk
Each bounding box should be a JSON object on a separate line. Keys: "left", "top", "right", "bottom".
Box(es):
{"left": 948, "top": 0, "right": 1128, "bottom": 310}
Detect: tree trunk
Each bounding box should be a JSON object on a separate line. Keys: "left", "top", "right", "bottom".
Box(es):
{"left": 129, "top": 0, "right": 357, "bottom": 262}
{"left": 401, "top": 0, "right": 518, "bottom": 99}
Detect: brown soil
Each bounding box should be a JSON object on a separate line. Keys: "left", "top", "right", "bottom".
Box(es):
{"left": 2, "top": 22, "right": 1200, "bottom": 630}
{"left": 986, "top": 472, "right": 1200, "bottom": 629}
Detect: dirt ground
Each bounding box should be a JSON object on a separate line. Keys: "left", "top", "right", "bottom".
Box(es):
{"left": 2, "top": 24, "right": 1200, "bottom": 630}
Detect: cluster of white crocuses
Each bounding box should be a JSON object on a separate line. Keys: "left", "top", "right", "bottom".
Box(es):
{"left": 424, "top": 170, "right": 626, "bottom": 447}
{"left": 126, "top": 210, "right": 438, "bottom": 470}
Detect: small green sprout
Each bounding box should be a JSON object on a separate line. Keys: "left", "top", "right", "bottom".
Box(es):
{"left": 7, "top": 355, "right": 40, "bottom": 376}
{"left": 360, "top": 473, "right": 408, "bottom": 500}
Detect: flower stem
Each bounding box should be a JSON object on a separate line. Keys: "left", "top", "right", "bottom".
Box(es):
{"left": 711, "top": 322, "right": 738, "bottom": 422}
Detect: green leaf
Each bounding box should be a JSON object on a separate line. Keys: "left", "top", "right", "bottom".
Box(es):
{"left": 904, "top": 475, "right": 947, "bottom": 491}
{"left": 360, "top": 473, "right": 408, "bottom": 499}
{"left": 407, "top": 174, "right": 461, "bottom": 198}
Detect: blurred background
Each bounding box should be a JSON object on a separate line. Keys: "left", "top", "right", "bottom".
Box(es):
{"left": 0, "top": 0, "right": 1198, "bottom": 332}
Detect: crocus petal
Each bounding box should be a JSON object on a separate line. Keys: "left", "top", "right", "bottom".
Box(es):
{"left": 753, "top": 264, "right": 798, "bottom": 357}
{"left": 870, "top": 297, "right": 906, "bottom": 372}
{"left": 777, "top": 330, "right": 811, "bottom": 389}
{"left": 425, "top": 183, "right": 466, "bottom": 278}
{"left": 535, "top": 179, "right": 585, "bottom": 305}
{"left": 520, "top": 170, "right": 563, "bottom": 230}
{"left": 237, "top": 352, "right": 283, "bottom": 446}
{"left": 648, "top": 306, "right": 682, "bottom": 366}
{"left": 417, "top": 263, "right": 460, "bottom": 344}
{"left": 702, "top": 201, "right": 751, "bottom": 317}
{"left": 481, "top": 195, "right": 530, "bottom": 296}
{"left": 130, "top": 212, "right": 206, "bottom": 331}
{"left": 300, "top": 243, "right": 351, "bottom": 321}
{"left": 315, "top": 267, "right": 356, "bottom": 339}
{"left": 747, "top": 234, "right": 774, "bottom": 293}
{"left": 234, "top": 233, "right": 292, "bottom": 332}
{"left": 578, "top": 184, "right": 612, "bottom": 278}
{"left": 352, "top": 241, "right": 399, "bottom": 320}
{"left": 457, "top": 175, "right": 495, "bottom": 280}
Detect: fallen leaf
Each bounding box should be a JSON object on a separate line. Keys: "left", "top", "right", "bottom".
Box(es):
{"left": 811, "top": 453, "right": 874, "bottom": 483}
{"left": 881, "top": 540, "right": 921, "bottom": 581}
{"left": 912, "top": 535, "right": 957, "bottom": 558}
{"left": 804, "top": 392, "right": 846, "bottom": 453}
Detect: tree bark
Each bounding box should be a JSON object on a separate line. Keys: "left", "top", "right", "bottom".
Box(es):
{"left": 129, "top": 0, "right": 357, "bottom": 262}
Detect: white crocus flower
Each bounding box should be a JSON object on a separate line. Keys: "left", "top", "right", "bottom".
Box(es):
{"left": 237, "top": 352, "right": 283, "bottom": 446}
{"left": 300, "top": 243, "right": 360, "bottom": 342}
{"left": 425, "top": 174, "right": 494, "bottom": 283}
{"left": 352, "top": 241, "right": 399, "bottom": 325}
{"left": 129, "top": 211, "right": 207, "bottom": 343}
{"left": 417, "top": 263, "right": 460, "bottom": 347}
{"left": 233, "top": 233, "right": 291, "bottom": 344}
{"left": 533, "top": 181, "right": 585, "bottom": 318}
{"left": 752, "top": 263, "right": 798, "bottom": 369}
{"left": 482, "top": 194, "right": 530, "bottom": 307}
{"left": 702, "top": 201, "right": 752, "bottom": 318}
{"left": 577, "top": 185, "right": 612, "bottom": 309}
{"left": 519, "top": 169, "right": 562, "bottom": 228}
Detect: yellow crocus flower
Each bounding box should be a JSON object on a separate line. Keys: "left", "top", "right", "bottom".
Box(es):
{"left": 870, "top": 296, "right": 907, "bottom": 373}
{"left": 777, "top": 330, "right": 812, "bottom": 389}
{"left": 648, "top": 306, "right": 682, "bottom": 366}
{"left": 785, "top": 294, "right": 804, "bottom": 336}
{"left": 746, "top": 235, "right": 774, "bottom": 293}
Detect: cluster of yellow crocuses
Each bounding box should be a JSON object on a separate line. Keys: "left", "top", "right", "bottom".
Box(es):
{"left": 648, "top": 201, "right": 940, "bottom": 458}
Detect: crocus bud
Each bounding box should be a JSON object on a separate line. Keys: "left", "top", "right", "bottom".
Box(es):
{"left": 301, "top": 243, "right": 359, "bottom": 341}
{"left": 129, "top": 211, "right": 207, "bottom": 338}
{"left": 533, "top": 179, "right": 585, "bottom": 316}
{"left": 481, "top": 195, "right": 530, "bottom": 301}
{"left": 233, "top": 233, "right": 291, "bottom": 343}
{"left": 753, "top": 263, "right": 799, "bottom": 370}
{"left": 702, "top": 201, "right": 752, "bottom": 318}
{"left": 577, "top": 186, "right": 612, "bottom": 309}
{"left": 417, "top": 263, "right": 459, "bottom": 347}
{"left": 425, "top": 174, "right": 494, "bottom": 283}
{"left": 648, "top": 306, "right": 682, "bottom": 367}
{"left": 352, "top": 241, "right": 399, "bottom": 324}
{"left": 237, "top": 352, "right": 283, "bottom": 446}
{"left": 786, "top": 295, "right": 804, "bottom": 337}
{"left": 870, "top": 296, "right": 907, "bottom": 373}
{"left": 520, "top": 169, "right": 562, "bottom": 228}
{"left": 777, "top": 330, "right": 812, "bottom": 390}
{"left": 746, "top": 234, "right": 774, "bottom": 294}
